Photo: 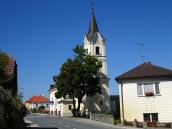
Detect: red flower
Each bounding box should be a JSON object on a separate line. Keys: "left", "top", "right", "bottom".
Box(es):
{"left": 145, "top": 92, "right": 154, "bottom": 96}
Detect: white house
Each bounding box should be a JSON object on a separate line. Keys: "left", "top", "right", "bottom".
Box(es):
{"left": 25, "top": 95, "right": 50, "bottom": 112}
{"left": 116, "top": 62, "right": 172, "bottom": 123}
{"left": 49, "top": 85, "right": 73, "bottom": 117}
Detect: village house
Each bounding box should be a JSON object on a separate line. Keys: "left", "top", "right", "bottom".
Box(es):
{"left": 116, "top": 62, "right": 172, "bottom": 124}
{"left": 25, "top": 95, "right": 50, "bottom": 112}
{"left": 49, "top": 85, "right": 73, "bottom": 117}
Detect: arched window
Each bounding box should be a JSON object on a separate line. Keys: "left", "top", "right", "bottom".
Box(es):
{"left": 96, "top": 47, "right": 100, "bottom": 55}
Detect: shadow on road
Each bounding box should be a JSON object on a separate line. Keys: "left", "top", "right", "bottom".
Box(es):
{"left": 26, "top": 127, "right": 58, "bottom": 129}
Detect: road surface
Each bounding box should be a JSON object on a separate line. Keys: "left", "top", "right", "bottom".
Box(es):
{"left": 25, "top": 113, "right": 127, "bottom": 129}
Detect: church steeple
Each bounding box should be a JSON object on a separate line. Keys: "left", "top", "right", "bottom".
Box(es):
{"left": 88, "top": 3, "right": 99, "bottom": 34}
{"left": 83, "top": 0, "right": 110, "bottom": 113}
{"left": 86, "top": 0, "right": 104, "bottom": 42}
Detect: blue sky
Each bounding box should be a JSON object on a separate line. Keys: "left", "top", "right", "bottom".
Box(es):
{"left": 1, "top": 0, "right": 172, "bottom": 101}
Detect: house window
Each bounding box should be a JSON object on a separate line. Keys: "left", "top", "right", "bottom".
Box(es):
{"left": 143, "top": 113, "right": 158, "bottom": 122}
{"left": 96, "top": 47, "right": 100, "bottom": 55}
{"left": 69, "top": 105, "right": 72, "bottom": 110}
{"left": 155, "top": 83, "right": 160, "bottom": 94}
{"left": 137, "top": 83, "right": 160, "bottom": 96}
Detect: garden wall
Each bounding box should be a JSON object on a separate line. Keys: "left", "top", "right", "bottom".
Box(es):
{"left": 90, "top": 113, "right": 114, "bottom": 124}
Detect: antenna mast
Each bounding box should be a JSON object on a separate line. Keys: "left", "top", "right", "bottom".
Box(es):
{"left": 138, "top": 43, "right": 145, "bottom": 63}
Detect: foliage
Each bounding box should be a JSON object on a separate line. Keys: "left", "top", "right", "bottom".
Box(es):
{"left": 38, "top": 105, "right": 45, "bottom": 110}
{"left": 0, "top": 51, "right": 15, "bottom": 93}
{"left": 31, "top": 108, "right": 37, "bottom": 113}
{"left": 54, "top": 45, "right": 102, "bottom": 116}
{"left": 105, "top": 111, "right": 113, "bottom": 116}
{"left": 0, "top": 51, "right": 9, "bottom": 85}
{"left": 114, "top": 119, "right": 121, "bottom": 125}
{"left": 3, "top": 97, "right": 27, "bottom": 129}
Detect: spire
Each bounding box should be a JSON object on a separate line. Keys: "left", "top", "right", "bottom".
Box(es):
{"left": 88, "top": 0, "right": 99, "bottom": 34}
{"left": 86, "top": 0, "right": 105, "bottom": 42}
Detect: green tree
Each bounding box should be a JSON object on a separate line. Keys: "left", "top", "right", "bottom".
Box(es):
{"left": 0, "top": 51, "right": 8, "bottom": 81}
{"left": 54, "top": 45, "right": 102, "bottom": 116}
{"left": 0, "top": 51, "right": 14, "bottom": 90}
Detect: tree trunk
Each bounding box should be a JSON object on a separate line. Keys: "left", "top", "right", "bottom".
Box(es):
{"left": 77, "top": 97, "right": 82, "bottom": 117}
{"left": 72, "top": 97, "right": 76, "bottom": 117}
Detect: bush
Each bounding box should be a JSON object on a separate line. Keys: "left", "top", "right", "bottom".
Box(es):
{"left": 3, "top": 99, "right": 26, "bottom": 129}
{"left": 114, "top": 119, "right": 121, "bottom": 125}
{"left": 31, "top": 108, "right": 37, "bottom": 113}
{"left": 105, "top": 111, "right": 113, "bottom": 116}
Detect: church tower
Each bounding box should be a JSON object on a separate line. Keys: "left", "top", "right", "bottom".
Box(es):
{"left": 83, "top": 2, "right": 110, "bottom": 113}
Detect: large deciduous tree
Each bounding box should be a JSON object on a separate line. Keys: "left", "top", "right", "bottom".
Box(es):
{"left": 54, "top": 45, "right": 102, "bottom": 116}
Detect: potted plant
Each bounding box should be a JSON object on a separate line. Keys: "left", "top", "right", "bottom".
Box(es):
{"left": 145, "top": 92, "right": 154, "bottom": 96}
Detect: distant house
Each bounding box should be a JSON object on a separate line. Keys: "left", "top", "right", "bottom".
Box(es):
{"left": 26, "top": 95, "right": 49, "bottom": 112}
{"left": 116, "top": 62, "right": 172, "bottom": 123}
{"left": 49, "top": 85, "right": 73, "bottom": 117}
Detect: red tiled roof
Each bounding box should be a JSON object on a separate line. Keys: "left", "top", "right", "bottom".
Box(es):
{"left": 26, "top": 95, "right": 49, "bottom": 103}
{"left": 116, "top": 62, "right": 172, "bottom": 82}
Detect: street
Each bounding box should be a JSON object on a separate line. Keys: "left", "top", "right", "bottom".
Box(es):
{"left": 25, "top": 114, "right": 122, "bottom": 129}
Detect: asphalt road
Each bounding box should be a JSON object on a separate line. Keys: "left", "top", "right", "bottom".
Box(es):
{"left": 25, "top": 114, "right": 123, "bottom": 129}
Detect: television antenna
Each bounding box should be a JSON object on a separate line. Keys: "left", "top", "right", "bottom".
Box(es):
{"left": 137, "top": 43, "right": 145, "bottom": 63}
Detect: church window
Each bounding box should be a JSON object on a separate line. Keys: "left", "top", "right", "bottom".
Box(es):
{"left": 69, "top": 105, "right": 72, "bottom": 110}
{"left": 96, "top": 47, "right": 100, "bottom": 55}
{"left": 100, "top": 100, "right": 102, "bottom": 105}
{"left": 85, "top": 49, "right": 88, "bottom": 54}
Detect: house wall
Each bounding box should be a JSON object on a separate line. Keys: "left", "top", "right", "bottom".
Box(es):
{"left": 49, "top": 89, "right": 57, "bottom": 114}
{"left": 120, "top": 78, "right": 172, "bottom": 122}
{"left": 49, "top": 88, "right": 73, "bottom": 117}
{"left": 61, "top": 103, "right": 73, "bottom": 117}
{"left": 30, "top": 103, "right": 49, "bottom": 110}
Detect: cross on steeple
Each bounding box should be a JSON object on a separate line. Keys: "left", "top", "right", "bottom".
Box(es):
{"left": 91, "top": 0, "right": 94, "bottom": 11}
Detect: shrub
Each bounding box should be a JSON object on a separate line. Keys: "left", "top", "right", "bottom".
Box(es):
{"left": 114, "top": 119, "right": 121, "bottom": 125}
{"left": 105, "top": 111, "right": 113, "bottom": 116}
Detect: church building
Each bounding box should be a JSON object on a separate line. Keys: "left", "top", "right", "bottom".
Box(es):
{"left": 83, "top": 4, "right": 110, "bottom": 113}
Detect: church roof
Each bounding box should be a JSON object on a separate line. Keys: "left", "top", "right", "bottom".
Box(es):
{"left": 116, "top": 62, "right": 172, "bottom": 82}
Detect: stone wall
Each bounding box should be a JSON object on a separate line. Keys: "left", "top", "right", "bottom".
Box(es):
{"left": 90, "top": 113, "right": 114, "bottom": 124}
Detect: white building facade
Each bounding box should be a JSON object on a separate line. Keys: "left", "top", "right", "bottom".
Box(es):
{"left": 116, "top": 62, "right": 172, "bottom": 123}
{"left": 49, "top": 85, "right": 73, "bottom": 117}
